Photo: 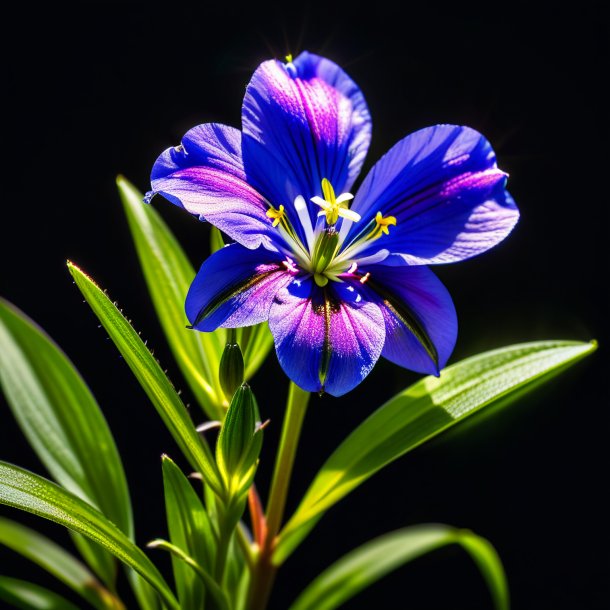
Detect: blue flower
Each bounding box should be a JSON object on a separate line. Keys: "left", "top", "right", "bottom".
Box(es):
{"left": 148, "top": 52, "right": 519, "bottom": 396}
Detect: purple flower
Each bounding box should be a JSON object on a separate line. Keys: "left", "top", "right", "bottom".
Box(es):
{"left": 148, "top": 52, "right": 519, "bottom": 397}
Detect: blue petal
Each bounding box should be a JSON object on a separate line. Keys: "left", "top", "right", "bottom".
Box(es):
{"left": 186, "top": 243, "right": 291, "bottom": 331}
{"left": 361, "top": 263, "right": 457, "bottom": 375}
{"left": 150, "top": 123, "right": 282, "bottom": 251}
{"left": 268, "top": 277, "right": 385, "bottom": 396}
{"left": 349, "top": 125, "right": 519, "bottom": 264}
{"left": 241, "top": 51, "right": 371, "bottom": 237}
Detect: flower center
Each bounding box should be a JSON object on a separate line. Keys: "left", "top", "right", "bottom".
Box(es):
{"left": 265, "top": 178, "right": 397, "bottom": 286}
{"left": 311, "top": 178, "right": 361, "bottom": 226}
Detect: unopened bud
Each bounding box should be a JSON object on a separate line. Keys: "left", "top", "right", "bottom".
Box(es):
{"left": 219, "top": 341, "right": 244, "bottom": 399}
{"left": 216, "top": 384, "right": 263, "bottom": 496}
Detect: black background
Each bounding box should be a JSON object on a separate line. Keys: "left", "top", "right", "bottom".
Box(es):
{"left": 1, "top": 3, "right": 608, "bottom": 609}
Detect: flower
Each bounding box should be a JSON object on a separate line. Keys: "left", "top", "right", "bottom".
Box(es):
{"left": 148, "top": 52, "right": 519, "bottom": 397}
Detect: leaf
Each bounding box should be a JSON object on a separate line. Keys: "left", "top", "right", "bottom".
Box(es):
{"left": 162, "top": 455, "right": 216, "bottom": 610}
{"left": 118, "top": 176, "right": 225, "bottom": 419}
{"left": 68, "top": 533, "right": 118, "bottom": 593}
{"left": 0, "top": 462, "right": 180, "bottom": 610}
{"left": 147, "top": 539, "right": 230, "bottom": 610}
{"left": 276, "top": 340, "right": 597, "bottom": 563}
{"left": 0, "top": 576, "right": 81, "bottom": 610}
{"left": 67, "top": 261, "right": 224, "bottom": 497}
{"left": 0, "top": 517, "right": 123, "bottom": 610}
{"left": 0, "top": 298, "right": 133, "bottom": 584}
{"left": 210, "top": 226, "right": 225, "bottom": 254}
{"left": 237, "top": 324, "right": 274, "bottom": 382}
{"left": 288, "top": 525, "right": 508, "bottom": 610}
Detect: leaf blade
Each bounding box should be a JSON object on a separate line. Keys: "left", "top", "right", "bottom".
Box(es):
{"left": 118, "top": 176, "right": 226, "bottom": 418}
{"left": 0, "top": 299, "right": 132, "bottom": 535}
{"left": 0, "top": 576, "right": 81, "bottom": 610}
{"left": 67, "top": 261, "right": 223, "bottom": 497}
{"left": 0, "top": 517, "right": 122, "bottom": 610}
{"left": 0, "top": 298, "right": 134, "bottom": 584}
{"left": 288, "top": 525, "right": 508, "bottom": 610}
{"left": 277, "top": 340, "right": 596, "bottom": 563}
{"left": 0, "top": 462, "right": 179, "bottom": 610}
{"left": 162, "top": 455, "right": 216, "bottom": 609}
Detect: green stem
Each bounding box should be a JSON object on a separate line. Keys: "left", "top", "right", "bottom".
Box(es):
{"left": 265, "top": 382, "right": 310, "bottom": 537}
{"left": 248, "top": 381, "right": 310, "bottom": 610}
{"left": 214, "top": 497, "right": 240, "bottom": 586}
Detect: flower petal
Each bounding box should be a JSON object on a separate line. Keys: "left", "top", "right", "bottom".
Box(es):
{"left": 241, "top": 51, "right": 371, "bottom": 212}
{"left": 362, "top": 263, "right": 457, "bottom": 375}
{"left": 150, "top": 123, "right": 280, "bottom": 251}
{"left": 186, "top": 243, "right": 292, "bottom": 331}
{"left": 350, "top": 125, "right": 519, "bottom": 264}
{"left": 268, "top": 278, "right": 385, "bottom": 396}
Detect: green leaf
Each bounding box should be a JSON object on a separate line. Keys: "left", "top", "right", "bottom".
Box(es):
{"left": 0, "top": 462, "right": 179, "bottom": 610}
{"left": 67, "top": 261, "right": 224, "bottom": 497}
{"left": 0, "top": 576, "right": 81, "bottom": 610}
{"left": 118, "top": 176, "right": 226, "bottom": 418}
{"left": 0, "top": 517, "right": 123, "bottom": 610}
{"left": 237, "top": 324, "right": 274, "bottom": 382}
{"left": 0, "top": 298, "right": 133, "bottom": 585}
{"left": 276, "top": 340, "right": 596, "bottom": 563}
{"left": 288, "top": 524, "right": 508, "bottom": 610}
{"left": 147, "top": 539, "right": 230, "bottom": 610}
{"left": 162, "top": 455, "right": 216, "bottom": 610}
{"left": 68, "top": 533, "right": 117, "bottom": 593}
{"left": 210, "top": 226, "right": 225, "bottom": 254}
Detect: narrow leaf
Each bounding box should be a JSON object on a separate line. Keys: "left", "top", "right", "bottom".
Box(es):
{"left": 67, "top": 261, "right": 223, "bottom": 497}
{"left": 277, "top": 340, "right": 596, "bottom": 563}
{"left": 148, "top": 539, "right": 229, "bottom": 610}
{"left": 288, "top": 525, "right": 508, "bottom": 610}
{"left": 0, "top": 517, "right": 122, "bottom": 610}
{"left": 238, "top": 324, "right": 274, "bottom": 382}
{"left": 210, "top": 226, "right": 225, "bottom": 254}
{"left": 119, "top": 176, "right": 226, "bottom": 418}
{"left": 0, "top": 299, "right": 134, "bottom": 583}
{"left": 162, "top": 455, "right": 216, "bottom": 609}
{"left": 0, "top": 576, "right": 81, "bottom": 610}
{"left": 0, "top": 462, "right": 179, "bottom": 610}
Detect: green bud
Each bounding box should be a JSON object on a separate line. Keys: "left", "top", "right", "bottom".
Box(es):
{"left": 219, "top": 341, "right": 244, "bottom": 400}
{"left": 216, "top": 384, "right": 262, "bottom": 496}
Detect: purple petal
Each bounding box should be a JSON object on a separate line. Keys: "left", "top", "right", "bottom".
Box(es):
{"left": 350, "top": 125, "right": 519, "bottom": 264}
{"left": 186, "top": 243, "right": 292, "bottom": 331}
{"left": 150, "top": 123, "right": 280, "bottom": 251}
{"left": 242, "top": 51, "right": 371, "bottom": 217}
{"left": 361, "top": 264, "right": 457, "bottom": 375}
{"left": 268, "top": 278, "right": 384, "bottom": 396}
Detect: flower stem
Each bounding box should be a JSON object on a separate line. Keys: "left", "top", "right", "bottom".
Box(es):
{"left": 248, "top": 381, "right": 310, "bottom": 610}
{"left": 265, "top": 382, "right": 310, "bottom": 537}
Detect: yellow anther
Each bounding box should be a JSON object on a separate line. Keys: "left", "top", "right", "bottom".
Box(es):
{"left": 375, "top": 211, "right": 397, "bottom": 235}
{"left": 311, "top": 178, "right": 360, "bottom": 226}
{"left": 321, "top": 178, "right": 335, "bottom": 205}
{"left": 359, "top": 272, "right": 371, "bottom": 284}
{"left": 266, "top": 205, "right": 286, "bottom": 227}
{"left": 285, "top": 53, "right": 293, "bottom": 63}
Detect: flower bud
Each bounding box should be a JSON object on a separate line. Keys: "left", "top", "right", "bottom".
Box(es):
{"left": 219, "top": 341, "right": 244, "bottom": 400}
{"left": 216, "top": 383, "right": 263, "bottom": 496}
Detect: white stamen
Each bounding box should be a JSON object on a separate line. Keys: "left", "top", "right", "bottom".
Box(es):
{"left": 310, "top": 196, "right": 329, "bottom": 210}
{"left": 293, "top": 195, "right": 315, "bottom": 251}
{"left": 339, "top": 208, "right": 361, "bottom": 222}
{"left": 336, "top": 192, "right": 354, "bottom": 204}
{"left": 354, "top": 250, "right": 391, "bottom": 266}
